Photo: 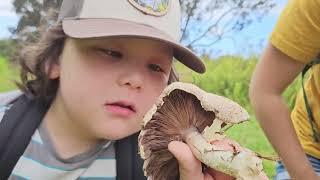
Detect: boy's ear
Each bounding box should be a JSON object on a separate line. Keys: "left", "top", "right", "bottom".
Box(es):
{"left": 47, "top": 61, "right": 60, "bottom": 79}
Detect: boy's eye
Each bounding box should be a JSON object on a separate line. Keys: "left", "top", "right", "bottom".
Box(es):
{"left": 97, "top": 48, "right": 123, "bottom": 58}
{"left": 149, "top": 64, "right": 164, "bottom": 72}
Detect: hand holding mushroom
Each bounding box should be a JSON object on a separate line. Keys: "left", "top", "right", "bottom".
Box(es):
{"left": 168, "top": 140, "right": 235, "bottom": 180}
{"left": 139, "top": 82, "right": 269, "bottom": 180}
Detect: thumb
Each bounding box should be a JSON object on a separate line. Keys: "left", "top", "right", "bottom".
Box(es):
{"left": 168, "top": 141, "right": 204, "bottom": 180}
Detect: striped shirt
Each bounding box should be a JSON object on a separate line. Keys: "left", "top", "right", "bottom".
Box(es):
{"left": 0, "top": 91, "right": 117, "bottom": 180}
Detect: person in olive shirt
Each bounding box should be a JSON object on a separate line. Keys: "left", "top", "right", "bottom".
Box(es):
{"left": 250, "top": 0, "right": 320, "bottom": 179}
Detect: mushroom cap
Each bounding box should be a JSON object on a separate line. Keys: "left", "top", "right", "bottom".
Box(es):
{"left": 142, "top": 82, "right": 249, "bottom": 126}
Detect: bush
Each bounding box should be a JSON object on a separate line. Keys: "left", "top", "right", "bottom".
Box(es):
{"left": 0, "top": 56, "right": 19, "bottom": 92}
{"left": 176, "top": 56, "right": 300, "bottom": 112}
{"left": 0, "top": 39, "right": 18, "bottom": 61}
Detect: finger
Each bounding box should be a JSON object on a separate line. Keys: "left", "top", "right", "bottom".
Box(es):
{"left": 258, "top": 172, "right": 269, "bottom": 180}
{"left": 168, "top": 141, "right": 204, "bottom": 180}
{"left": 204, "top": 172, "right": 215, "bottom": 180}
{"left": 210, "top": 139, "right": 242, "bottom": 152}
{"left": 206, "top": 168, "right": 235, "bottom": 180}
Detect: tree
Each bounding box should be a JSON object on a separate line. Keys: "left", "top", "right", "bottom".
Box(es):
{"left": 179, "top": 0, "right": 275, "bottom": 54}
{"left": 10, "top": 0, "right": 275, "bottom": 54}
{"left": 10, "top": 0, "right": 62, "bottom": 42}
{"left": 0, "top": 39, "right": 18, "bottom": 59}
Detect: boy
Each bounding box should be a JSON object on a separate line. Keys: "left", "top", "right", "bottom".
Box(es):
{"left": 0, "top": 0, "right": 233, "bottom": 179}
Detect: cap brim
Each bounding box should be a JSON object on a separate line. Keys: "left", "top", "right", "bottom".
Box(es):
{"left": 62, "top": 19, "right": 206, "bottom": 73}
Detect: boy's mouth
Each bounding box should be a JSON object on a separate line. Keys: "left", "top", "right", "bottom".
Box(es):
{"left": 109, "top": 102, "right": 136, "bottom": 112}
{"left": 105, "top": 101, "right": 137, "bottom": 117}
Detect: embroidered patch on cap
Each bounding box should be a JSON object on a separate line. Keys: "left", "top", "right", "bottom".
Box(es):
{"left": 128, "top": 0, "right": 170, "bottom": 16}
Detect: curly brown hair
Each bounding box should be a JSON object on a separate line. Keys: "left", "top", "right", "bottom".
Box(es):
{"left": 17, "top": 22, "right": 65, "bottom": 102}
{"left": 17, "top": 23, "right": 179, "bottom": 103}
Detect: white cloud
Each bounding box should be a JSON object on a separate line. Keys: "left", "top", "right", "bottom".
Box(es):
{"left": 0, "top": 0, "right": 17, "bottom": 18}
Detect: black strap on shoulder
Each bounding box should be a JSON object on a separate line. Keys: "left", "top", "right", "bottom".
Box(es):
{"left": 302, "top": 56, "right": 320, "bottom": 142}
{"left": 116, "top": 132, "right": 146, "bottom": 180}
{"left": 0, "top": 95, "right": 49, "bottom": 179}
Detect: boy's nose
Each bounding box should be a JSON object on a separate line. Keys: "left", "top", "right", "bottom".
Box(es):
{"left": 117, "top": 68, "right": 144, "bottom": 90}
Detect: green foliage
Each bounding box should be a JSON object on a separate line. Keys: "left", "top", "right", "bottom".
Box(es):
{"left": 0, "top": 56, "right": 19, "bottom": 92}
{"left": 176, "top": 56, "right": 300, "bottom": 111}
{"left": 0, "top": 39, "right": 18, "bottom": 60}
{"left": 177, "top": 56, "right": 257, "bottom": 112}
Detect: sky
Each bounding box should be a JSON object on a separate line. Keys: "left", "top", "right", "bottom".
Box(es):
{"left": 208, "top": 0, "right": 288, "bottom": 57}
{"left": 0, "top": 0, "right": 18, "bottom": 38}
{"left": 0, "top": 0, "right": 288, "bottom": 57}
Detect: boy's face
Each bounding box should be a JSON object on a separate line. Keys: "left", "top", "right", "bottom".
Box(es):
{"left": 50, "top": 37, "right": 173, "bottom": 140}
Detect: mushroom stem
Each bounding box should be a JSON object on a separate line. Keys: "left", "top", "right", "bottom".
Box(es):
{"left": 183, "top": 125, "right": 268, "bottom": 180}
{"left": 202, "top": 119, "right": 226, "bottom": 141}
{"left": 181, "top": 127, "right": 199, "bottom": 141}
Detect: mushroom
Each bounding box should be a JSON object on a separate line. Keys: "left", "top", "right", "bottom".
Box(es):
{"left": 138, "top": 82, "right": 268, "bottom": 180}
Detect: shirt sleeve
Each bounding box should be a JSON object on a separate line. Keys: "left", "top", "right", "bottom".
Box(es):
{"left": 270, "top": 0, "right": 320, "bottom": 63}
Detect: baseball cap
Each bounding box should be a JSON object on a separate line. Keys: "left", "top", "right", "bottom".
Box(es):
{"left": 58, "top": 0, "right": 206, "bottom": 73}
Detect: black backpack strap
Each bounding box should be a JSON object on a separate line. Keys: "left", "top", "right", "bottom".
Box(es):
{"left": 302, "top": 56, "right": 320, "bottom": 142}
{"left": 0, "top": 95, "right": 49, "bottom": 179}
{"left": 116, "top": 132, "right": 146, "bottom": 180}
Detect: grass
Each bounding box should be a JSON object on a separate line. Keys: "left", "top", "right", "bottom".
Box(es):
{"left": 226, "top": 118, "right": 277, "bottom": 178}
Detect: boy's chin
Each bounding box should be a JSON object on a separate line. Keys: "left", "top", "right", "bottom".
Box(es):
{"left": 98, "top": 129, "right": 140, "bottom": 141}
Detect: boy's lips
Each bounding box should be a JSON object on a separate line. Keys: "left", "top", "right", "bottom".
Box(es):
{"left": 104, "top": 101, "right": 137, "bottom": 117}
